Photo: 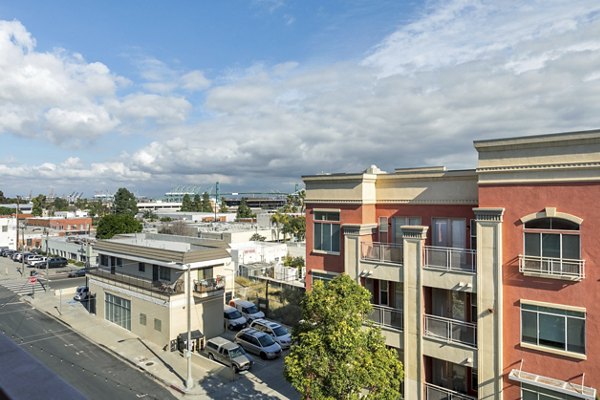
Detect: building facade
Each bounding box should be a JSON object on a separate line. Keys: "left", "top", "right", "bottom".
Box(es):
{"left": 0, "top": 216, "right": 17, "bottom": 250}
{"left": 89, "top": 233, "right": 232, "bottom": 351}
{"left": 303, "top": 130, "right": 600, "bottom": 399}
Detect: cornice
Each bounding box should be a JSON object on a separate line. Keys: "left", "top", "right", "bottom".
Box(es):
{"left": 477, "top": 161, "right": 600, "bottom": 174}
{"left": 306, "top": 199, "right": 477, "bottom": 205}
{"left": 473, "top": 208, "right": 505, "bottom": 222}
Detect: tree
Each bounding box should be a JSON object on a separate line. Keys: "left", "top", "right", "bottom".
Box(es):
{"left": 0, "top": 190, "right": 6, "bottom": 203}
{"left": 88, "top": 200, "right": 109, "bottom": 218}
{"left": 201, "top": 192, "right": 212, "bottom": 212}
{"left": 181, "top": 194, "right": 193, "bottom": 212}
{"left": 52, "top": 197, "right": 69, "bottom": 212}
{"left": 271, "top": 211, "right": 286, "bottom": 241}
{"left": 236, "top": 198, "right": 254, "bottom": 219}
{"left": 113, "top": 188, "right": 138, "bottom": 216}
{"left": 289, "top": 215, "right": 306, "bottom": 241}
{"left": 96, "top": 214, "right": 143, "bottom": 239}
{"left": 0, "top": 206, "right": 12, "bottom": 215}
{"left": 219, "top": 196, "right": 229, "bottom": 212}
{"left": 250, "top": 233, "right": 266, "bottom": 241}
{"left": 285, "top": 274, "right": 404, "bottom": 400}
{"left": 192, "top": 194, "right": 202, "bottom": 212}
{"left": 142, "top": 210, "right": 158, "bottom": 221}
{"left": 31, "top": 194, "right": 46, "bottom": 217}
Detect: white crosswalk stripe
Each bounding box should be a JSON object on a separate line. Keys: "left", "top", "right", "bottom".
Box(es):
{"left": 0, "top": 277, "right": 48, "bottom": 296}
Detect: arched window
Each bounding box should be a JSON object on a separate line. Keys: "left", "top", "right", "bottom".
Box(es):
{"left": 520, "top": 216, "right": 583, "bottom": 280}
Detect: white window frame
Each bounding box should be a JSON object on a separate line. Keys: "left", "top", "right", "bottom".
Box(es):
{"left": 313, "top": 211, "right": 340, "bottom": 254}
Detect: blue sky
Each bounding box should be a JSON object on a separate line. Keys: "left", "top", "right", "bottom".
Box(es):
{"left": 1, "top": 1, "right": 600, "bottom": 199}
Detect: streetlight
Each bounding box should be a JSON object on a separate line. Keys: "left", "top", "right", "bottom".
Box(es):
{"left": 185, "top": 263, "right": 194, "bottom": 390}
{"left": 44, "top": 228, "right": 50, "bottom": 292}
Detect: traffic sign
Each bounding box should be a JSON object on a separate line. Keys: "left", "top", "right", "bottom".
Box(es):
{"left": 29, "top": 276, "right": 37, "bottom": 284}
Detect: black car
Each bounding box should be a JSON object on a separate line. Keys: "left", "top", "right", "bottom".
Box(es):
{"left": 47, "top": 257, "right": 68, "bottom": 268}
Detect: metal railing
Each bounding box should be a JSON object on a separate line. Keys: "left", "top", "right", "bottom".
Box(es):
{"left": 425, "top": 383, "right": 476, "bottom": 400}
{"left": 193, "top": 275, "right": 226, "bottom": 295}
{"left": 88, "top": 268, "right": 184, "bottom": 296}
{"left": 368, "top": 304, "right": 403, "bottom": 331}
{"left": 424, "top": 314, "right": 477, "bottom": 348}
{"left": 425, "top": 246, "right": 476, "bottom": 273}
{"left": 361, "top": 242, "right": 403, "bottom": 265}
{"left": 518, "top": 255, "right": 585, "bottom": 280}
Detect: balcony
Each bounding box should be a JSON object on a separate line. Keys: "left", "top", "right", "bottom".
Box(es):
{"left": 425, "top": 383, "right": 476, "bottom": 400}
{"left": 368, "top": 304, "right": 403, "bottom": 331}
{"left": 518, "top": 255, "right": 585, "bottom": 281}
{"left": 193, "top": 276, "right": 226, "bottom": 298}
{"left": 425, "top": 246, "right": 476, "bottom": 273}
{"left": 88, "top": 268, "right": 183, "bottom": 297}
{"left": 361, "top": 242, "right": 403, "bottom": 265}
{"left": 424, "top": 314, "right": 477, "bottom": 348}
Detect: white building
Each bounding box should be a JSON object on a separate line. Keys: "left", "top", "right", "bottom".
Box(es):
{"left": 0, "top": 217, "right": 17, "bottom": 250}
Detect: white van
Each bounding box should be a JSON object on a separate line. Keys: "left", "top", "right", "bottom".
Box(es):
{"left": 229, "top": 299, "right": 265, "bottom": 322}
{"left": 224, "top": 305, "right": 248, "bottom": 330}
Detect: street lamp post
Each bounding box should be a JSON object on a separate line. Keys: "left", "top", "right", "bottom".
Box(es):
{"left": 186, "top": 263, "right": 194, "bottom": 390}
{"left": 44, "top": 228, "right": 50, "bottom": 292}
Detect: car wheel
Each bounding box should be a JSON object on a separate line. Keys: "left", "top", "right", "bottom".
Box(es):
{"left": 260, "top": 352, "right": 267, "bottom": 360}
{"left": 208, "top": 353, "right": 214, "bottom": 360}
{"left": 233, "top": 365, "right": 239, "bottom": 374}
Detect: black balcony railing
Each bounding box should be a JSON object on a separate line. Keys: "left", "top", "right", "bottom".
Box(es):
{"left": 88, "top": 268, "right": 184, "bottom": 297}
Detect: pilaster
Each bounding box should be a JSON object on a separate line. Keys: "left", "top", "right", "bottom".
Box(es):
{"left": 343, "top": 224, "right": 377, "bottom": 281}
{"left": 402, "top": 225, "right": 428, "bottom": 400}
{"left": 473, "top": 208, "right": 504, "bottom": 399}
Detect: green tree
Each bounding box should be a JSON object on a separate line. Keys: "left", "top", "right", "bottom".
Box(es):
{"left": 31, "top": 194, "right": 46, "bottom": 216}
{"left": 236, "top": 198, "right": 254, "bottom": 219}
{"left": 96, "top": 214, "right": 143, "bottom": 239}
{"left": 142, "top": 210, "right": 158, "bottom": 221}
{"left": 192, "top": 194, "right": 202, "bottom": 212}
{"left": 289, "top": 215, "right": 306, "bottom": 241}
{"left": 250, "top": 233, "right": 266, "bottom": 241}
{"left": 0, "top": 206, "right": 12, "bottom": 215}
{"left": 0, "top": 190, "right": 6, "bottom": 203}
{"left": 113, "top": 188, "right": 138, "bottom": 216}
{"left": 52, "top": 197, "right": 69, "bottom": 211}
{"left": 181, "top": 194, "right": 193, "bottom": 212}
{"left": 88, "top": 200, "right": 109, "bottom": 218}
{"left": 201, "top": 192, "right": 212, "bottom": 212}
{"left": 219, "top": 196, "right": 229, "bottom": 212}
{"left": 285, "top": 274, "right": 404, "bottom": 400}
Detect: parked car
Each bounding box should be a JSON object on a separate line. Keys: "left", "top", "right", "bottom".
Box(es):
{"left": 234, "top": 327, "right": 282, "bottom": 360}
{"left": 1, "top": 249, "right": 15, "bottom": 257}
{"left": 68, "top": 269, "right": 86, "bottom": 278}
{"left": 249, "top": 319, "right": 292, "bottom": 349}
{"left": 29, "top": 257, "right": 48, "bottom": 268}
{"left": 47, "top": 257, "right": 68, "bottom": 268}
{"left": 205, "top": 337, "right": 253, "bottom": 373}
{"left": 26, "top": 255, "right": 44, "bottom": 266}
{"left": 224, "top": 305, "right": 248, "bottom": 330}
{"left": 73, "top": 286, "right": 89, "bottom": 301}
{"left": 13, "top": 252, "right": 32, "bottom": 262}
{"left": 229, "top": 299, "right": 265, "bottom": 322}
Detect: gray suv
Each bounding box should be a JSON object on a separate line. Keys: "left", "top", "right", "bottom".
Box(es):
{"left": 235, "top": 328, "right": 282, "bottom": 360}
{"left": 205, "top": 337, "right": 253, "bottom": 373}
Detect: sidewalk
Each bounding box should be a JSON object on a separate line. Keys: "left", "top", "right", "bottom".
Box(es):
{"left": 4, "top": 280, "right": 287, "bottom": 398}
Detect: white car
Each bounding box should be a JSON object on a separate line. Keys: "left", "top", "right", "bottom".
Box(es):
{"left": 26, "top": 256, "right": 45, "bottom": 266}
{"left": 224, "top": 305, "right": 248, "bottom": 330}
{"left": 249, "top": 319, "right": 292, "bottom": 349}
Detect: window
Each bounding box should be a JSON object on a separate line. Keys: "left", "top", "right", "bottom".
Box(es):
{"left": 521, "top": 303, "right": 585, "bottom": 355}
{"left": 1, "top": 226, "right": 7, "bottom": 233}
{"left": 432, "top": 218, "right": 466, "bottom": 248}
{"left": 379, "top": 281, "right": 389, "bottom": 306}
{"left": 471, "top": 368, "right": 478, "bottom": 391}
{"left": 312, "top": 271, "right": 336, "bottom": 286}
{"left": 154, "top": 318, "right": 162, "bottom": 332}
{"left": 105, "top": 293, "right": 131, "bottom": 330}
{"left": 313, "top": 211, "right": 340, "bottom": 253}
{"left": 524, "top": 218, "right": 580, "bottom": 260}
{"left": 379, "top": 217, "right": 388, "bottom": 243}
{"left": 116, "top": 257, "right": 123, "bottom": 267}
{"left": 139, "top": 313, "right": 147, "bottom": 326}
{"left": 138, "top": 262, "right": 145, "bottom": 272}
{"left": 470, "top": 219, "right": 477, "bottom": 250}
{"left": 391, "top": 216, "right": 421, "bottom": 244}
{"left": 100, "top": 255, "right": 108, "bottom": 266}
{"left": 159, "top": 266, "right": 171, "bottom": 281}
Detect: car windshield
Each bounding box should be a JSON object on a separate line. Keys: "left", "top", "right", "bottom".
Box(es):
{"left": 226, "top": 310, "right": 243, "bottom": 319}
{"left": 273, "top": 326, "right": 288, "bottom": 337}
{"left": 257, "top": 334, "right": 275, "bottom": 347}
{"left": 245, "top": 305, "right": 259, "bottom": 314}
{"left": 229, "top": 347, "right": 244, "bottom": 358}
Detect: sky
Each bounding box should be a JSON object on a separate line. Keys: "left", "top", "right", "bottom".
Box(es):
{"left": 1, "top": 1, "right": 600, "bottom": 199}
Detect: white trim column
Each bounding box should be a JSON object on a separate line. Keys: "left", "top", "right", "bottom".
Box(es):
{"left": 402, "top": 225, "right": 428, "bottom": 400}
{"left": 342, "top": 223, "right": 377, "bottom": 281}
{"left": 474, "top": 207, "right": 504, "bottom": 399}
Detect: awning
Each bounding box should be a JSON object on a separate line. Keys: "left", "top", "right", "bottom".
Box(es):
{"left": 177, "top": 330, "right": 204, "bottom": 341}
{"left": 509, "top": 369, "right": 596, "bottom": 399}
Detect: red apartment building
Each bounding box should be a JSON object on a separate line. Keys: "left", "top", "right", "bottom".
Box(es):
{"left": 303, "top": 130, "right": 599, "bottom": 399}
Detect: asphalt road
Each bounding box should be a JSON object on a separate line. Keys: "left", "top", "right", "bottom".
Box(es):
{"left": 0, "top": 285, "right": 176, "bottom": 400}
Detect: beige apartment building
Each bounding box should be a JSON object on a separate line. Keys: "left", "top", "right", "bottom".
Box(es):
{"left": 89, "top": 233, "right": 232, "bottom": 352}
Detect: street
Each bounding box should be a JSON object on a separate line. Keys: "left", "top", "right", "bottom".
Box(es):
{"left": 0, "top": 284, "right": 176, "bottom": 400}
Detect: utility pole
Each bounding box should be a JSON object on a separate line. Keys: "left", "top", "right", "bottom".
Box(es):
{"left": 45, "top": 229, "right": 50, "bottom": 292}
{"left": 186, "top": 263, "right": 193, "bottom": 390}
{"left": 15, "top": 196, "right": 19, "bottom": 252}
{"left": 214, "top": 181, "right": 219, "bottom": 222}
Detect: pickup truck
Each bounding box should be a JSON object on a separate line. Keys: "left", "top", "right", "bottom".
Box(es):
{"left": 204, "top": 337, "right": 253, "bottom": 373}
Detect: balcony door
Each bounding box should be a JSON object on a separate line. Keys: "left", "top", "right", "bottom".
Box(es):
{"left": 153, "top": 265, "right": 159, "bottom": 281}
{"left": 391, "top": 216, "right": 421, "bottom": 245}
{"left": 432, "top": 218, "right": 466, "bottom": 248}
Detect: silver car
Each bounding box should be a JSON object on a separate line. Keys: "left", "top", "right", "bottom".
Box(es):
{"left": 249, "top": 319, "right": 292, "bottom": 349}
{"left": 235, "top": 328, "right": 282, "bottom": 360}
